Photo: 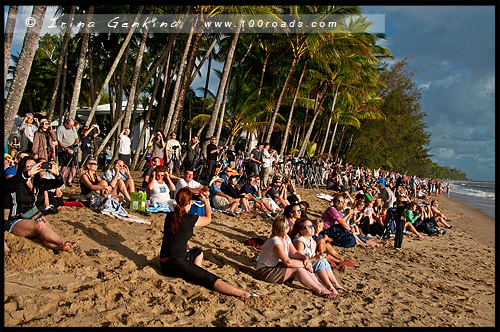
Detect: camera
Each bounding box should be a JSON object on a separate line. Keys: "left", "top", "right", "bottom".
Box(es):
{"left": 172, "top": 145, "right": 179, "bottom": 150}
{"left": 41, "top": 162, "right": 52, "bottom": 170}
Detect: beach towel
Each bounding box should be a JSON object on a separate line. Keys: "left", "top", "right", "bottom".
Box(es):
{"left": 317, "top": 193, "right": 334, "bottom": 202}
{"left": 146, "top": 202, "right": 172, "bottom": 213}
{"left": 99, "top": 196, "right": 151, "bottom": 224}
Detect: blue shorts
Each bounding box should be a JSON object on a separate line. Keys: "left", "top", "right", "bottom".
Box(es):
{"left": 312, "top": 258, "right": 331, "bottom": 273}
{"left": 6, "top": 219, "right": 22, "bottom": 233}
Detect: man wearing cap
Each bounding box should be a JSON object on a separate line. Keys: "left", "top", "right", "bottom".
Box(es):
{"left": 209, "top": 176, "right": 239, "bottom": 214}
{"left": 19, "top": 113, "right": 38, "bottom": 152}
{"left": 165, "top": 132, "right": 181, "bottom": 177}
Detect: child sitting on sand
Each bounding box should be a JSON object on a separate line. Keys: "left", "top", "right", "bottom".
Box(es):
{"left": 311, "top": 220, "right": 356, "bottom": 271}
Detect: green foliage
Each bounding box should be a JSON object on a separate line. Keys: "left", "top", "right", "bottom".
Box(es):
{"left": 344, "top": 58, "right": 467, "bottom": 180}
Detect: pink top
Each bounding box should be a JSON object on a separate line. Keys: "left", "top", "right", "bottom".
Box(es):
{"left": 321, "top": 206, "right": 342, "bottom": 230}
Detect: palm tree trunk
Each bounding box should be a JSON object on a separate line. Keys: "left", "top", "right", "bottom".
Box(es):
{"left": 88, "top": 37, "right": 96, "bottom": 108}
{"left": 265, "top": 55, "right": 298, "bottom": 143}
{"left": 84, "top": 7, "right": 143, "bottom": 127}
{"left": 123, "top": 6, "right": 153, "bottom": 129}
{"left": 334, "top": 125, "right": 347, "bottom": 162}
{"left": 131, "top": 57, "right": 166, "bottom": 170}
{"left": 257, "top": 53, "right": 269, "bottom": 100}
{"left": 58, "top": 52, "right": 68, "bottom": 125}
{"left": 4, "top": 6, "right": 47, "bottom": 141}
{"left": 320, "top": 84, "right": 339, "bottom": 154}
{"left": 280, "top": 59, "right": 308, "bottom": 155}
{"left": 68, "top": 6, "right": 94, "bottom": 119}
{"left": 4, "top": 5, "right": 18, "bottom": 87}
{"left": 116, "top": 43, "right": 130, "bottom": 121}
{"left": 203, "top": 23, "right": 241, "bottom": 151}
{"left": 320, "top": 115, "right": 332, "bottom": 154}
{"left": 190, "top": 35, "right": 217, "bottom": 84}
{"left": 171, "top": 30, "right": 204, "bottom": 133}
{"left": 156, "top": 39, "right": 176, "bottom": 133}
{"left": 328, "top": 121, "right": 338, "bottom": 156}
{"left": 95, "top": 111, "right": 127, "bottom": 161}
{"left": 135, "top": 34, "right": 174, "bottom": 101}
{"left": 163, "top": 19, "right": 197, "bottom": 135}
{"left": 298, "top": 89, "right": 329, "bottom": 157}
{"left": 216, "top": 63, "right": 234, "bottom": 143}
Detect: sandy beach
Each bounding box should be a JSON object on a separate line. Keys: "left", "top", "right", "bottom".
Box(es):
{"left": 3, "top": 172, "right": 495, "bottom": 327}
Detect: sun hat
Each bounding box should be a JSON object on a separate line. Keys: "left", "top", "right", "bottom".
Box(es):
{"left": 209, "top": 176, "right": 224, "bottom": 187}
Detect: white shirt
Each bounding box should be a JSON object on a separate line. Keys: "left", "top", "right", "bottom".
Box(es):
{"left": 166, "top": 139, "right": 181, "bottom": 159}
{"left": 174, "top": 178, "right": 201, "bottom": 198}
{"left": 257, "top": 235, "right": 291, "bottom": 270}
{"left": 150, "top": 178, "right": 175, "bottom": 209}
{"left": 119, "top": 135, "right": 131, "bottom": 155}
{"left": 262, "top": 149, "right": 272, "bottom": 168}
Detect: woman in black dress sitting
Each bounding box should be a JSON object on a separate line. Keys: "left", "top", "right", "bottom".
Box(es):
{"left": 159, "top": 187, "right": 257, "bottom": 299}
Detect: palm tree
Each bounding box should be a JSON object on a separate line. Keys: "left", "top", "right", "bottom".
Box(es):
{"left": 4, "top": 6, "right": 47, "bottom": 142}
{"left": 68, "top": 6, "right": 94, "bottom": 119}
{"left": 122, "top": 6, "right": 155, "bottom": 129}
{"left": 4, "top": 5, "right": 18, "bottom": 87}
{"left": 84, "top": 6, "right": 144, "bottom": 127}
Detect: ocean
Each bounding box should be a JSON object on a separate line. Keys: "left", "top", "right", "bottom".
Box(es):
{"left": 446, "top": 180, "right": 495, "bottom": 219}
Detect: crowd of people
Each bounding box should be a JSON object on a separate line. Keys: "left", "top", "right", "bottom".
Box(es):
{"left": 4, "top": 112, "right": 456, "bottom": 300}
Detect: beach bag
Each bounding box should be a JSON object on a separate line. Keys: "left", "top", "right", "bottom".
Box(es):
{"left": 188, "top": 201, "right": 205, "bottom": 216}
{"left": 130, "top": 191, "right": 147, "bottom": 211}
{"left": 417, "top": 221, "right": 435, "bottom": 235}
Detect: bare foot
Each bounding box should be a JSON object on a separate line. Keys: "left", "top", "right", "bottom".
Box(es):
{"left": 62, "top": 241, "right": 79, "bottom": 252}
{"left": 4, "top": 241, "right": 9, "bottom": 254}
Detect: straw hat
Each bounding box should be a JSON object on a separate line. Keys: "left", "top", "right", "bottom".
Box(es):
{"left": 209, "top": 176, "right": 224, "bottom": 187}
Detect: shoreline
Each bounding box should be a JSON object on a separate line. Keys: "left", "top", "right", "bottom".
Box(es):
{"left": 446, "top": 192, "right": 495, "bottom": 220}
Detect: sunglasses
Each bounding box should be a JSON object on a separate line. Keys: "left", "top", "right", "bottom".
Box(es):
{"left": 26, "top": 117, "right": 33, "bottom": 120}
{"left": 302, "top": 225, "right": 315, "bottom": 230}
{"left": 292, "top": 209, "right": 302, "bottom": 213}
{"left": 88, "top": 162, "right": 98, "bottom": 165}
{"left": 42, "top": 122, "right": 49, "bottom": 125}
{"left": 25, "top": 164, "right": 35, "bottom": 168}
{"left": 336, "top": 200, "right": 344, "bottom": 204}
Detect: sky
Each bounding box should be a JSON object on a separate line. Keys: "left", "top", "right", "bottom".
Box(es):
{"left": 4, "top": 5, "right": 495, "bottom": 181}
{"left": 361, "top": 6, "right": 495, "bottom": 181}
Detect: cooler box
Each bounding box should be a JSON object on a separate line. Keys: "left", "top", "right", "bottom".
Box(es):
{"left": 130, "top": 191, "right": 147, "bottom": 211}
{"left": 188, "top": 201, "right": 205, "bottom": 216}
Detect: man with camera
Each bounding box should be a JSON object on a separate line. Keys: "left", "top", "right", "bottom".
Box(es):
{"left": 206, "top": 136, "right": 223, "bottom": 183}
{"left": 80, "top": 123, "right": 100, "bottom": 167}
{"left": 185, "top": 135, "right": 201, "bottom": 170}
{"left": 19, "top": 113, "right": 39, "bottom": 152}
{"left": 147, "top": 130, "right": 166, "bottom": 165}
{"left": 57, "top": 118, "right": 79, "bottom": 187}
{"left": 118, "top": 128, "right": 132, "bottom": 168}
{"left": 249, "top": 142, "right": 264, "bottom": 177}
{"left": 165, "top": 132, "right": 181, "bottom": 177}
